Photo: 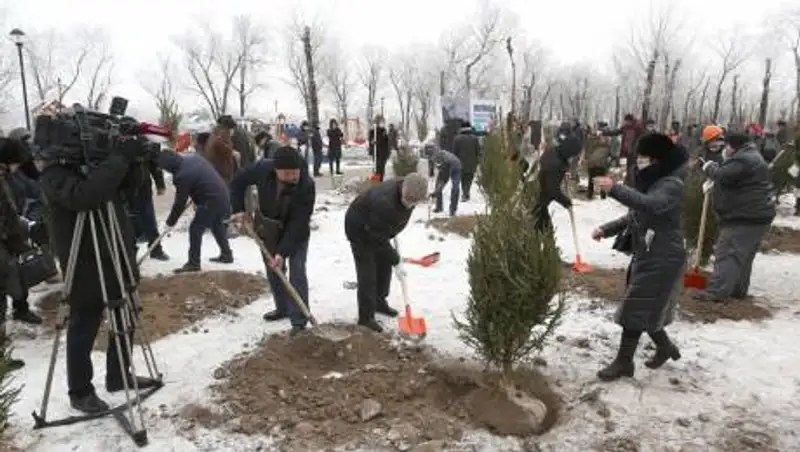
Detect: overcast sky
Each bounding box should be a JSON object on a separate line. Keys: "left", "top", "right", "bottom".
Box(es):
{"left": 0, "top": 0, "right": 792, "bottom": 128}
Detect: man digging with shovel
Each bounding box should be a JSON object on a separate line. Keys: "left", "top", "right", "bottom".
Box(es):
{"left": 230, "top": 146, "right": 316, "bottom": 336}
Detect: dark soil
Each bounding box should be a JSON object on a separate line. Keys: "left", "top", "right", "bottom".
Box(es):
{"left": 567, "top": 267, "right": 775, "bottom": 324}
{"left": 37, "top": 271, "right": 268, "bottom": 342}
{"left": 428, "top": 214, "right": 482, "bottom": 237}
{"left": 183, "top": 325, "right": 561, "bottom": 451}
{"left": 760, "top": 225, "right": 800, "bottom": 254}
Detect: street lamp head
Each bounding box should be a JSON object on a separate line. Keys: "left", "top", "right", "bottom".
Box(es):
{"left": 9, "top": 28, "right": 25, "bottom": 46}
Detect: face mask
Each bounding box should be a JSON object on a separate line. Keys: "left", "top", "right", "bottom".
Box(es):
{"left": 636, "top": 158, "right": 651, "bottom": 170}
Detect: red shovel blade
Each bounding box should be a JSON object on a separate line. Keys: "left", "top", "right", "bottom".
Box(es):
{"left": 369, "top": 173, "right": 381, "bottom": 183}
{"left": 571, "top": 255, "right": 593, "bottom": 273}
{"left": 683, "top": 268, "right": 707, "bottom": 289}
{"left": 403, "top": 252, "right": 440, "bottom": 267}
{"left": 398, "top": 307, "right": 427, "bottom": 338}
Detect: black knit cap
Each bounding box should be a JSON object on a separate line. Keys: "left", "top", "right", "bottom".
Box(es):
{"left": 0, "top": 138, "right": 27, "bottom": 165}
{"left": 273, "top": 146, "right": 302, "bottom": 170}
{"left": 635, "top": 133, "right": 676, "bottom": 159}
{"left": 725, "top": 132, "right": 750, "bottom": 149}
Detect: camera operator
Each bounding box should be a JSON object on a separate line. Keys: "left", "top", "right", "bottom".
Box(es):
{"left": 38, "top": 136, "right": 160, "bottom": 414}
{"left": 128, "top": 150, "right": 169, "bottom": 261}
{"left": 0, "top": 137, "right": 34, "bottom": 370}
{"left": 8, "top": 127, "right": 40, "bottom": 180}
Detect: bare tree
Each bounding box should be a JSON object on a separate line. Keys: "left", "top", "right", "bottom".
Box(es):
{"left": 388, "top": 51, "right": 415, "bottom": 137}
{"left": 658, "top": 53, "right": 681, "bottom": 131}
{"left": 357, "top": 45, "right": 386, "bottom": 124}
{"left": 775, "top": 7, "right": 800, "bottom": 123}
{"left": 23, "top": 27, "right": 103, "bottom": 104}
{"left": 284, "top": 14, "right": 327, "bottom": 121}
{"left": 83, "top": 36, "right": 114, "bottom": 111}
{"left": 460, "top": 0, "right": 513, "bottom": 94}
{"left": 710, "top": 30, "right": 749, "bottom": 122}
{"left": 681, "top": 68, "right": 707, "bottom": 124}
{"left": 322, "top": 42, "right": 355, "bottom": 135}
{"left": 174, "top": 21, "right": 245, "bottom": 118}
{"left": 232, "top": 15, "right": 268, "bottom": 118}
{"left": 143, "top": 55, "right": 181, "bottom": 130}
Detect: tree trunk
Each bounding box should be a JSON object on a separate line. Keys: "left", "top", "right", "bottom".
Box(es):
{"left": 239, "top": 60, "right": 247, "bottom": 118}
{"left": 793, "top": 48, "right": 800, "bottom": 126}
{"left": 758, "top": 58, "right": 772, "bottom": 127}
{"left": 711, "top": 70, "right": 730, "bottom": 124}
{"left": 614, "top": 86, "right": 621, "bottom": 126}
{"left": 729, "top": 75, "right": 739, "bottom": 128}
{"left": 659, "top": 57, "right": 681, "bottom": 131}
{"left": 641, "top": 50, "right": 659, "bottom": 123}
{"left": 302, "top": 27, "right": 320, "bottom": 126}
{"left": 698, "top": 79, "right": 710, "bottom": 122}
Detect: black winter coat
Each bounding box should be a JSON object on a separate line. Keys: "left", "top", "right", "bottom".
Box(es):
{"left": 158, "top": 152, "right": 231, "bottom": 226}
{"left": 453, "top": 128, "right": 481, "bottom": 174}
{"left": 311, "top": 130, "right": 324, "bottom": 154}
{"left": 369, "top": 127, "right": 390, "bottom": 161}
{"left": 38, "top": 152, "right": 139, "bottom": 310}
{"left": 327, "top": 128, "right": 344, "bottom": 156}
{"left": 345, "top": 178, "right": 413, "bottom": 254}
{"left": 230, "top": 159, "right": 316, "bottom": 257}
{"left": 539, "top": 135, "right": 582, "bottom": 208}
{"left": 232, "top": 127, "right": 254, "bottom": 167}
{"left": 137, "top": 158, "right": 166, "bottom": 200}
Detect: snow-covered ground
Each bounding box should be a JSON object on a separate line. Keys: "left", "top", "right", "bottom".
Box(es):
{"left": 7, "top": 182, "right": 800, "bottom": 451}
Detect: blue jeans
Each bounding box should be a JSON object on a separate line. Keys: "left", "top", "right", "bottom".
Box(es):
{"left": 188, "top": 206, "right": 232, "bottom": 265}
{"left": 434, "top": 167, "right": 461, "bottom": 215}
{"left": 264, "top": 239, "right": 310, "bottom": 327}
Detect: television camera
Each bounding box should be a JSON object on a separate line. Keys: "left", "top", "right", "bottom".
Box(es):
{"left": 32, "top": 96, "right": 172, "bottom": 166}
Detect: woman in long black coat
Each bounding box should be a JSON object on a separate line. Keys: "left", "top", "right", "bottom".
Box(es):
{"left": 591, "top": 133, "right": 688, "bottom": 381}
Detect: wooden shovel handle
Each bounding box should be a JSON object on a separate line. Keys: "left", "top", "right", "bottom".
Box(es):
{"left": 693, "top": 190, "right": 712, "bottom": 269}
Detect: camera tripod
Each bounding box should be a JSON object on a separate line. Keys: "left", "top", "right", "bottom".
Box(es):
{"left": 32, "top": 200, "right": 164, "bottom": 447}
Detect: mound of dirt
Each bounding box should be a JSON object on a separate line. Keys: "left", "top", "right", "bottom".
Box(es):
{"left": 38, "top": 271, "right": 268, "bottom": 341}
{"left": 428, "top": 214, "right": 482, "bottom": 237}
{"left": 567, "top": 268, "right": 774, "bottom": 324}
{"left": 760, "top": 226, "right": 800, "bottom": 254}
{"left": 185, "top": 325, "right": 561, "bottom": 451}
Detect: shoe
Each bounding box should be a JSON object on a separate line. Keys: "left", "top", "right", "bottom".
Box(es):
{"left": 150, "top": 247, "right": 169, "bottom": 261}
{"left": 70, "top": 393, "right": 110, "bottom": 414}
{"left": 106, "top": 375, "right": 161, "bottom": 393}
{"left": 209, "top": 254, "right": 234, "bottom": 264}
{"left": 336, "top": 171, "right": 343, "bottom": 175}
{"left": 376, "top": 304, "right": 399, "bottom": 318}
{"left": 449, "top": 211, "right": 457, "bottom": 217}
{"left": 289, "top": 325, "right": 306, "bottom": 337}
{"left": 432, "top": 208, "right": 443, "bottom": 213}
{"left": 174, "top": 262, "right": 201, "bottom": 274}
{"left": 358, "top": 319, "right": 384, "bottom": 333}
{"left": 645, "top": 331, "right": 681, "bottom": 369}
{"left": 597, "top": 331, "right": 640, "bottom": 382}
{"left": 263, "top": 310, "right": 288, "bottom": 322}
{"left": 13, "top": 309, "right": 43, "bottom": 325}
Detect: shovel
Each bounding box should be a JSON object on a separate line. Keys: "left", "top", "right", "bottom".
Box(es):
{"left": 684, "top": 186, "right": 712, "bottom": 289}
{"left": 240, "top": 219, "right": 349, "bottom": 341}
{"left": 403, "top": 252, "right": 440, "bottom": 267}
{"left": 567, "top": 207, "right": 593, "bottom": 273}
{"left": 136, "top": 200, "right": 192, "bottom": 267}
{"left": 393, "top": 238, "right": 427, "bottom": 339}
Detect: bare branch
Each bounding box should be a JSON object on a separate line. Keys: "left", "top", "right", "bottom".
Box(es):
{"left": 84, "top": 34, "right": 114, "bottom": 111}
{"left": 232, "top": 15, "right": 268, "bottom": 117}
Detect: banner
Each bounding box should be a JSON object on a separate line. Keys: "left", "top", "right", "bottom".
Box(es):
{"left": 470, "top": 99, "right": 497, "bottom": 133}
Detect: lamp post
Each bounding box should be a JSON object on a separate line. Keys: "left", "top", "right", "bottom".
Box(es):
{"left": 9, "top": 28, "right": 31, "bottom": 130}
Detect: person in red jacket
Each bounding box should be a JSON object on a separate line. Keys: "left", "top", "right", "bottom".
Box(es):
{"left": 603, "top": 114, "right": 644, "bottom": 186}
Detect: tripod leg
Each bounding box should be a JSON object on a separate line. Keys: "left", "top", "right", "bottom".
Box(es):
{"left": 88, "top": 210, "right": 147, "bottom": 444}
{"left": 106, "top": 203, "right": 161, "bottom": 379}
{"left": 34, "top": 212, "right": 86, "bottom": 425}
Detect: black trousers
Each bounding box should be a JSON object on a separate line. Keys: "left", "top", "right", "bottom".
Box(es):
{"left": 328, "top": 149, "right": 342, "bottom": 174}
{"left": 313, "top": 149, "right": 324, "bottom": 175}
{"left": 66, "top": 305, "right": 133, "bottom": 397}
{"left": 533, "top": 200, "right": 554, "bottom": 232}
{"left": 350, "top": 242, "right": 392, "bottom": 323}
{"left": 461, "top": 171, "right": 475, "bottom": 200}
{"left": 375, "top": 156, "right": 388, "bottom": 181}
{"left": 587, "top": 167, "right": 608, "bottom": 199}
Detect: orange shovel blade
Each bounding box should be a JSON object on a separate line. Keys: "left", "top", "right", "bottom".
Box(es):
{"left": 683, "top": 269, "right": 707, "bottom": 289}
{"left": 398, "top": 315, "right": 427, "bottom": 337}
{"left": 369, "top": 173, "right": 381, "bottom": 182}
{"left": 571, "top": 256, "right": 593, "bottom": 273}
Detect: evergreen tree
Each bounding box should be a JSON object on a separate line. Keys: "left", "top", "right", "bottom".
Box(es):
{"left": 454, "top": 133, "right": 564, "bottom": 374}
{"left": 391, "top": 145, "right": 419, "bottom": 177}
{"left": 0, "top": 340, "right": 21, "bottom": 436}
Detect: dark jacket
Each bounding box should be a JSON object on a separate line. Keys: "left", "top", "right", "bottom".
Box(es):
{"left": 38, "top": 152, "right": 138, "bottom": 309}
{"left": 232, "top": 127, "right": 254, "bottom": 167}
{"left": 158, "top": 152, "right": 231, "bottom": 226}
{"left": 586, "top": 136, "right": 612, "bottom": 169}
{"left": 698, "top": 145, "right": 724, "bottom": 165}
{"left": 139, "top": 158, "right": 166, "bottom": 200}
{"left": 327, "top": 128, "right": 344, "bottom": 156}
{"left": 345, "top": 178, "right": 413, "bottom": 253}
{"left": 206, "top": 132, "right": 236, "bottom": 184}
{"left": 599, "top": 158, "right": 687, "bottom": 332}
{"left": 539, "top": 134, "right": 581, "bottom": 208}
{"left": 310, "top": 129, "right": 324, "bottom": 154}
{"left": 703, "top": 143, "right": 776, "bottom": 226}
{"left": 388, "top": 126, "right": 399, "bottom": 150}
{"left": 230, "top": 159, "right": 316, "bottom": 257}
{"left": 7, "top": 171, "right": 44, "bottom": 222}
{"left": 453, "top": 127, "right": 481, "bottom": 174}
{"left": 368, "top": 126, "right": 390, "bottom": 160}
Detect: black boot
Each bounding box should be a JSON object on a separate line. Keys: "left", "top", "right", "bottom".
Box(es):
{"left": 174, "top": 262, "right": 201, "bottom": 274}
{"left": 70, "top": 393, "right": 110, "bottom": 414}
{"left": 358, "top": 318, "right": 384, "bottom": 333}
{"left": 376, "top": 301, "right": 399, "bottom": 318}
{"left": 262, "top": 310, "right": 288, "bottom": 322}
{"left": 645, "top": 330, "right": 681, "bottom": 369}
{"left": 106, "top": 374, "right": 161, "bottom": 393}
{"left": 209, "top": 252, "right": 234, "bottom": 264}
{"left": 795, "top": 198, "right": 800, "bottom": 216}
{"left": 149, "top": 245, "right": 169, "bottom": 261}
{"left": 12, "top": 308, "right": 43, "bottom": 325}
{"left": 598, "top": 329, "right": 641, "bottom": 381}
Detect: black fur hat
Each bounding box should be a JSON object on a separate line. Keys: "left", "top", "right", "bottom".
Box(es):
{"left": 635, "top": 133, "right": 676, "bottom": 159}
{"left": 0, "top": 138, "right": 28, "bottom": 164}
{"left": 725, "top": 132, "right": 750, "bottom": 149}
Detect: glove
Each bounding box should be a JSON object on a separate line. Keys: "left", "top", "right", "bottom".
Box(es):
{"left": 388, "top": 247, "right": 401, "bottom": 266}
{"left": 701, "top": 160, "right": 717, "bottom": 173}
